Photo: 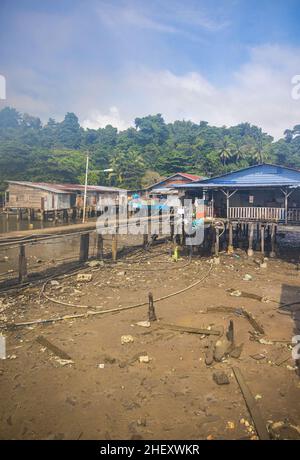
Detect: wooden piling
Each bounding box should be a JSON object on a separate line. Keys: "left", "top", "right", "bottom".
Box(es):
{"left": 96, "top": 234, "right": 104, "bottom": 259}
{"left": 215, "top": 226, "right": 220, "bottom": 256}
{"left": 18, "top": 244, "right": 28, "bottom": 284}
{"left": 247, "top": 223, "right": 254, "bottom": 257}
{"left": 270, "top": 223, "right": 276, "bottom": 258}
{"left": 227, "top": 222, "right": 234, "bottom": 254}
{"left": 260, "top": 225, "right": 265, "bottom": 255}
{"left": 111, "top": 234, "right": 118, "bottom": 262}
{"left": 79, "top": 233, "right": 90, "bottom": 262}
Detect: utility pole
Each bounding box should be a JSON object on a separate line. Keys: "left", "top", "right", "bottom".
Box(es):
{"left": 82, "top": 153, "right": 89, "bottom": 223}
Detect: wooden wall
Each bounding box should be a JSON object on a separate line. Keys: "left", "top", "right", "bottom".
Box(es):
{"left": 6, "top": 184, "right": 71, "bottom": 211}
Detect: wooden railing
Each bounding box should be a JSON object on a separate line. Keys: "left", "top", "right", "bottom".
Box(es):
{"left": 287, "top": 208, "right": 300, "bottom": 222}
{"left": 229, "top": 207, "right": 286, "bottom": 221}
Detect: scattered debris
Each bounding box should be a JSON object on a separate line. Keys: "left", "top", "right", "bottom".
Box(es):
{"left": 214, "top": 338, "right": 233, "bottom": 362}
{"left": 259, "top": 338, "right": 273, "bottom": 345}
{"left": 50, "top": 280, "right": 60, "bottom": 287}
{"left": 76, "top": 273, "right": 92, "bottom": 282}
{"left": 97, "top": 363, "right": 105, "bottom": 369}
{"left": 159, "top": 323, "right": 221, "bottom": 336}
{"left": 139, "top": 355, "right": 150, "bottom": 363}
{"left": 119, "top": 351, "right": 147, "bottom": 368}
{"left": 86, "top": 260, "right": 103, "bottom": 268}
{"left": 136, "top": 321, "right": 151, "bottom": 328}
{"left": 213, "top": 371, "right": 230, "bottom": 385}
{"left": 36, "top": 335, "right": 72, "bottom": 361}
{"left": 268, "top": 421, "right": 300, "bottom": 440}
{"left": 243, "top": 274, "right": 252, "bottom": 281}
{"left": 121, "top": 335, "right": 134, "bottom": 345}
{"left": 226, "top": 421, "right": 235, "bottom": 430}
{"left": 233, "top": 366, "right": 269, "bottom": 440}
{"left": 250, "top": 353, "right": 266, "bottom": 361}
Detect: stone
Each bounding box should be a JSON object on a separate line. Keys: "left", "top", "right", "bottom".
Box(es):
{"left": 214, "top": 339, "right": 232, "bottom": 362}
{"left": 213, "top": 371, "right": 230, "bottom": 385}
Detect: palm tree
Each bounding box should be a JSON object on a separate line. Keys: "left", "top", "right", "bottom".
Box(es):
{"left": 217, "top": 136, "right": 235, "bottom": 165}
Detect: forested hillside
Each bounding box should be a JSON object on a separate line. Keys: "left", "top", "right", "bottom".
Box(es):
{"left": 0, "top": 106, "right": 299, "bottom": 191}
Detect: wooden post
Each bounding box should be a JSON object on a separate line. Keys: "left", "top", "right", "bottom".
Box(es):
{"left": 143, "top": 233, "right": 149, "bottom": 248}
{"left": 247, "top": 223, "right": 254, "bottom": 257}
{"left": 227, "top": 222, "right": 234, "bottom": 254}
{"left": 96, "top": 234, "right": 104, "bottom": 259}
{"left": 260, "top": 225, "right": 265, "bottom": 255}
{"left": 170, "top": 206, "right": 175, "bottom": 240}
{"left": 215, "top": 226, "right": 220, "bottom": 256}
{"left": 111, "top": 234, "right": 118, "bottom": 262}
{"left": 18, "top": 244, "right": 28, "bottom": 284}
{"left": 79, "top": 233, "right": 90, "bottom": 262}
{"left": 148, "top": 292, "right": 157, "bottom": 322}
{"left": 270, "top": 223, "right": 276, "bottom": 258}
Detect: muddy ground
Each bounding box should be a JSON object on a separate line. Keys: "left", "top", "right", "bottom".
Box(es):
{"left": 0, "top": 237, "right": 300, "bottom": 440}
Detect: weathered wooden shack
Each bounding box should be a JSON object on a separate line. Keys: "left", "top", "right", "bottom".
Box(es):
{"left": 5, "top": 181, "right": 126, "bottom": 219}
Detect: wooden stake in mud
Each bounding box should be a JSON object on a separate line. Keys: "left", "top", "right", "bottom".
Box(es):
{"left": 79, "top": 233, "right": 90, "bottom": 262}
{"left": 18, "top": 244, "right": 28, "bottom": 284}
{"left": 226, "top": 320, "right": 234, "bottom": 344}
{"left": 247, "top": 223, "right": 254, "bottom": 257}
{"left": 148, "top": 292, "right": 157, "bottom": 322}
{"left": 111, "top": 234, "right": 118, "bottom": 262}
{"left": 96, "top": 234, "right": 104, "bottom": 259}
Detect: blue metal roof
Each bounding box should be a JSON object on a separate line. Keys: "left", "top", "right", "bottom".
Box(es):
{"left": 175, "top": 164, "right": 300, "bottom": 189}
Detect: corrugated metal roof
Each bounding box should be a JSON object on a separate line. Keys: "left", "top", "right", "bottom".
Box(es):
{"left": 6, "top": 181, "right": 126, "bottom": 193}
{"left": 175, "top": 164, "right": 300, "bottom": 189}
{"left": 145, "top": 172, "right": 204, "bottom": 190}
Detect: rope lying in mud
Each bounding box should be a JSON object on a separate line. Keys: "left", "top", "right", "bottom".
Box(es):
{"left": 1, "top": 264, "right": 213, "bottom": 329}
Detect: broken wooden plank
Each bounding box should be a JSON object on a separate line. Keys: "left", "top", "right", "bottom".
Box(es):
{"left": 242, "top": 310, "right": 265, "bottom": 335}
{"left": 119, "top": 351, "right": 147, "bottom": 368}
{"left": 207, "top": 306, "right": 265, "bottom": 335}
{"left": 159, "top": 323, "right": 221, "bottom": 336}
{"left": 36, "top": 335, "right": 72, "bottom": 361}
{"left": 232, "top": 366, "right": 269, "bottom": 440}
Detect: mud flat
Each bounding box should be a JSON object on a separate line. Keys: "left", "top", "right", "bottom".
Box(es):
{"left": 0, "top": 243, "right": 299, "bottom": 440}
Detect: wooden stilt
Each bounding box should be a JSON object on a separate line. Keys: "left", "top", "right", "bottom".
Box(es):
{"left": 111, "top": 234, "right": 118, "bottom": 262}
{"left": 270, "top": 223, "right": 276, "bottom": 258}
{"left": 215, "top": 226, "right": 220, "bottom": 256}
{"left": 247, "top": 223, "right": 254, "bottom": 257}
{"left": 18, "top": 244, "right": 28, "bottom": 284}
{"left": 96, "top": 234, "right": 104, "bottom": 259}
{"left": 79, "top": 233, "right": 90, "bottom": 262}
{"left": 143, "top": 233, "right": 149, "bottom": 248}
{"left": 228, "top": 222, "right": 234, "bottom": 254}
{"left": 260, "top": 225, "right": 265, "bottom": 255}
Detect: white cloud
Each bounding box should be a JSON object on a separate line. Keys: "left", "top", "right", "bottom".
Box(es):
{"left": 106, "top": 44, "right": 300, "bottom": 139}
{"left": 4, "top": 43, "right": 300, "bottom": 140}
{"left": 82, "top": 106, "right": 129, "bottom": 131}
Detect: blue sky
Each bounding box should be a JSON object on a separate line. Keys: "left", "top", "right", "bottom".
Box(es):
{"left": 0, "top": 0, "right": 300, "bottom": 138}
